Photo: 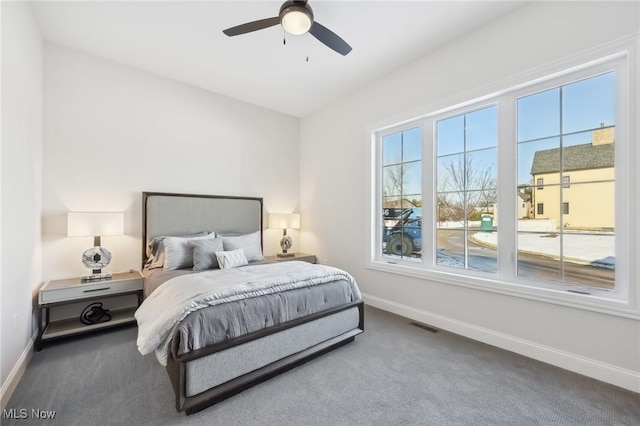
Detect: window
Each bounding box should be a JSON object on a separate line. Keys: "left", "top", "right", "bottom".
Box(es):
{"left": 517, "top": 71, "right": 616, "bottom": 287}
{"left": 372, "top": 51, "right": 633, "bottom": 312}
{"left": 436, "top": 106, "right": 498, "bottom": 272}
{"left": 381, "top": 127, "right": 422, "bottom": 261}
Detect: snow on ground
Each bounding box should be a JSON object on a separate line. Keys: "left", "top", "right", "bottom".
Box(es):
{"left": 471, "top": 232, "right": 615, "bottom": 268}
{"left": 384, "top": 231, "right": 615, "bottom": 271}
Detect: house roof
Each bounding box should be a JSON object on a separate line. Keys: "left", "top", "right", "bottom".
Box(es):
{"left": 531, "top": 143, "right": 614, "bottom": 175}
{"left": 518, "top": 191, "right": 531, "bottom": 202}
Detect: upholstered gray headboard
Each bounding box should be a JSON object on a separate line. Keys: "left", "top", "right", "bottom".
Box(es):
{"left": 142, "top": 192, "right": 263, "bottom": 266}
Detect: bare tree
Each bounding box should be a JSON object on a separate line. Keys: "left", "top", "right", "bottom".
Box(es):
{"left": 437, "top": 155, "right": 496, "bottom": 223}
{"left": 382, "top": 164, "right": 403, "bottom": 199}
{"left": 382, "top": 161, "right": 421, "bottom": 208}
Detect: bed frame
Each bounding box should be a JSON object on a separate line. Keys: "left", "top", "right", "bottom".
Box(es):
{"left": 142, "top": 191, "right": 364, "bottom": 414}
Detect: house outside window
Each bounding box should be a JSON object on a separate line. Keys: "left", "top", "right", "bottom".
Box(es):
{"left": 372, "top": 51, "right": 633, "bottom": 313}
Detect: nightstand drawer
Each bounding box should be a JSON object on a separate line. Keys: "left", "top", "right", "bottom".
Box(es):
{"left": 39, "top": 272, "right": 143, "bottom": 304}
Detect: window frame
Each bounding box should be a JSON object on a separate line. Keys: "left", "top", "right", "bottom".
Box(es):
{"left": 369, "top": 46, "right": 637, "bottom": 319}
{"left": 380, "top": 126, "right": 424, "bottom": 262}
{"left": 433, "top": 104, "right": 499, "bottom": 273}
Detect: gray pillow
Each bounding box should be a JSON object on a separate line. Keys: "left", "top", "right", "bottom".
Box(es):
{"left": 145, "top": 231, "right": 210, "bottom": 269}
{"left": 163, "top": 233, "right": 217, "bottom": 271}
{"left": 191, "top": 238, "right": 224, "bottom": 271}
{"left": 221, "top": 231, "right": 263, "bottom": 261}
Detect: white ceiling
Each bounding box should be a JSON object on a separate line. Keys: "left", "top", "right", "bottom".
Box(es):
{"left": 31, "top": 1, "right": 529, "bottom": 117}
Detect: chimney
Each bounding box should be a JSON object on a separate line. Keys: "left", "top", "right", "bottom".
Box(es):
{"left": 592, "top": 127, "right": 615, "bottom": 146}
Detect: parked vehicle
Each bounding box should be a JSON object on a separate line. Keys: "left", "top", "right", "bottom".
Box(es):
{"left": 383, "top": 208, "right": 422, "bottom": 256}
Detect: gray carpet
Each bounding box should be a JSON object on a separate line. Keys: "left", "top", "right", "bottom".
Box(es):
{"left": 4, "top": 306, "right": 639, "bottom": 425}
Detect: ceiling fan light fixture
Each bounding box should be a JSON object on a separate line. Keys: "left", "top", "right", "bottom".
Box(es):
{"left": 281, "top": 6, "right": 313, "bottom": 35}
{"left": 223, "top": 0, "right": 351, "bottom": 56}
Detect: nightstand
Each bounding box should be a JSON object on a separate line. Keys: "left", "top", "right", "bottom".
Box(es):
{"left": 264, "top": 253, "right": 317, "bottom": 264}
{"left": 36, "top": 271, "right": 144, "bottom": 351}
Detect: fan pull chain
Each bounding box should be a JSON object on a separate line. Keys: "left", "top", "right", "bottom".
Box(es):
{"left": 283, "top": 28, "right": 286, "bottom": 45}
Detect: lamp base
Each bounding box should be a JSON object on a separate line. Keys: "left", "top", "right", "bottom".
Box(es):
{"left": 277, "top": 253, "right": 295, "bottom": 258}
{"left": 81, "top": 272, "right": 113, "bottom": 282}
{"left": 82, "top": 246, "right": 112, "bottom": 269}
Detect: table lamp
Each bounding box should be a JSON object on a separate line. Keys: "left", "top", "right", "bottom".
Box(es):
{"left": 269, "top": 213, "right": 300, "bottom": 257}
{"left": 67, "top": 212, "right": 124, "bottom": 281}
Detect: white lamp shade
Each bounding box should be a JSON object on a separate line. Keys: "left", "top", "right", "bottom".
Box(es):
{"left": 67, "top": 212, "right": 124, "bottom": 237}
{"left": 269, "top": 213, "right": 300, "bottom": 230}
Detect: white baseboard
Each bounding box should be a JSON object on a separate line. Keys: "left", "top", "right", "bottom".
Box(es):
{"left": 0, "top": 332, "right": 36, "bottom": 410}
{"left": 363, "top": 293, "right": 640, "bottom": 393}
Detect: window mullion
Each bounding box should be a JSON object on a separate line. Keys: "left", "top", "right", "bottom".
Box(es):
{"left": 422, "top": 119, "right": 435, "bottom": 267}
{"left": 497, "top": 95, "right": 517, "bottom": 280}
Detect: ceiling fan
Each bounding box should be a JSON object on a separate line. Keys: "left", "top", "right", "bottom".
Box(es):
{"left": 222, "top": 0, "right": 352, "bottom": 56}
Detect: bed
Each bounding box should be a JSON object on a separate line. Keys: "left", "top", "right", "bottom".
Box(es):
{"left": 136, "top": 191, "right": 364, "bottom": 415}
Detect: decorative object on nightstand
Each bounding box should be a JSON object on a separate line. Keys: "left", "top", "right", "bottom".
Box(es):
{"left": 269, "top": 213, "right": 300, "bottom": 257}
{"left": 67, "top": 212, "right": 124, "bottom": 281}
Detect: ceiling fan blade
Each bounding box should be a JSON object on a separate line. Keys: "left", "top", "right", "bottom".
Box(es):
{"left": 309, "top": 21, "right": 352, "bottom": 56}
{"left": 223, "top": 17, "right": 280, "bottom": 37}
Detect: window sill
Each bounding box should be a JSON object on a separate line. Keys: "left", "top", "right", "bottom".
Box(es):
{"left": 367, "top": 260, "right": 639, "bottom": 320}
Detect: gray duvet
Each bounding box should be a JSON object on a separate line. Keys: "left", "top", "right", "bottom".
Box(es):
{"left": 141, "top": 264, "right": 359, "bottom": 361}
{"left": 170, "top": 279, "right": 354, "bottom": 359}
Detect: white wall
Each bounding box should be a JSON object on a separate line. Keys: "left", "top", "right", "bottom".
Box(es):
{"left": 1, "top": 1, "right": 43, "bottom": 394}
{"left": 42, "top": 44, "right": 300, "bottom": 280}
{"left": 300, "top": 1, "right": 640, "bottom": 390}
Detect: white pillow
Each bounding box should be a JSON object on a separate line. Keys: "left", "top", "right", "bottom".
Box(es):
{"left": 163, "top": 233, "right": 217, "bottom": 271}
{"left": 215, "top": 249, "right": 249, "bottom": 269}
{"left": 221, "top": 231, "right": 263, "bottom": 261}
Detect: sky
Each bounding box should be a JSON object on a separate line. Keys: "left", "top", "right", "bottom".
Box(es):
{"left": 383, "top": 71, "right": 616, "bottom": 190}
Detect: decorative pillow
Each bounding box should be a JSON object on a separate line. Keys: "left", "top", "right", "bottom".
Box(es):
{"left": 221, "top": 231, "right": 263, "bottom": 261}
{"left": 215, "top": 249, "right": 249, "bottom": 269}
{"left": 163, "top": 233, "right": 217, "bottom": 271}
{"left": 146, "top": 231, "right": 212, "bottom": 269}
{"left": 191, "top": 238, "right": 224, "bottom": 271}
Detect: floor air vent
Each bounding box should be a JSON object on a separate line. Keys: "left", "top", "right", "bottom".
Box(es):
{"left": 410, "top": 322, "right": 439, "bottom": 333}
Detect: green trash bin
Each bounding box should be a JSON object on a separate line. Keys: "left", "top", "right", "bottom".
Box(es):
{"left": 480, "top": 214, "right": 493, "bottom": 231}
